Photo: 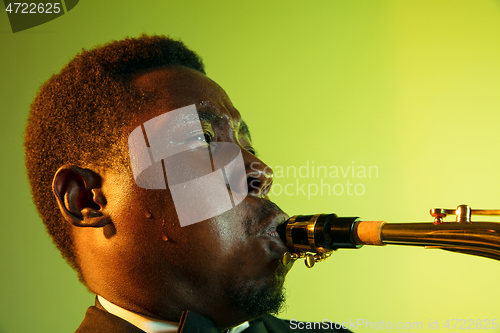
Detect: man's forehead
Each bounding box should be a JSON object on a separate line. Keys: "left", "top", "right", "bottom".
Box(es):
{"left": 128, "top": 66, "right": 251, "bottom": 140}
{"left": 133, "top": 100, "right": 251, "bottom": 141}
{"left": 131, "top": 66, "right": 220, "bottom": 98}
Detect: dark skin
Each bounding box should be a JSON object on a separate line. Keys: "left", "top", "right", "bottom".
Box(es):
{"left": 52, "top": 66, "right": 293, "bottom": 329}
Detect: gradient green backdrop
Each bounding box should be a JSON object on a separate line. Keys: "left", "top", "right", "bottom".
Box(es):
{"left": 1, "top": 1, "right": 500, "bottom": 332}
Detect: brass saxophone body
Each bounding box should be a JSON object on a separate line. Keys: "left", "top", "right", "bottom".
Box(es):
{"left": 279, "top": 204, "right": 500, "bottom": 268}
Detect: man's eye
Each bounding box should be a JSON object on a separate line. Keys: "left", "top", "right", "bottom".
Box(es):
{"left": 245, "top": 146, "right": 257, "bottom": 156}
{"left": 203, "top": 132, "right": 213, "bottom": 144}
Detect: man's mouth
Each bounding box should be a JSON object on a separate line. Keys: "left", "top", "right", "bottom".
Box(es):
{"left": 265, "top": 230, "right": 280, "bottom": 237}
{"left": 259, "top": 211, "right": 288, "bottom": 239}
{"left": 245, "top": 199, "right": 289, "bottom": 245}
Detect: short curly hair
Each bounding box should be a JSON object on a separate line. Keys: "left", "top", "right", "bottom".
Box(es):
{"left": 24, "top": 35, "right": 205, "bottom": 281}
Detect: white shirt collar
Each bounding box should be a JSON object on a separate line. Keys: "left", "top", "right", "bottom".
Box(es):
{"left": 97, "top": 295, "right": 250, "bottom": 333}
{"left": 98, "top": 295, "right": 178, "bottom": 333}
{"left": 229, "top": 321, "right": 251, "bottom": 333}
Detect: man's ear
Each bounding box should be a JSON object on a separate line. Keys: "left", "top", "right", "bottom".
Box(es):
{"left": 52, "top": 165, "right": 110, "bottom": 227}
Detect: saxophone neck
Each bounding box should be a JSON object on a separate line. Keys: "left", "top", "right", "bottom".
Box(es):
{"left": 281, "top": 205, "right": 500, "bottom": 268}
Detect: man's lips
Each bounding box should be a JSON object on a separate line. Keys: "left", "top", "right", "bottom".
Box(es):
{"left": 259, "top": 211, "right": 289, "bottom": 237}
{"left": 245, "top": 199, "right": 289, "bottom": 249}
{"left": 266, "top": 230, "right": 280, "bottom": 237}
{"left": 257, "top": 211, "right": 290, "bottom": 258}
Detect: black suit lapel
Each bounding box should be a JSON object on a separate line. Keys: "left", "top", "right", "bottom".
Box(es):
{"left": 177, "top": 311, "right": 222, "bottom": 333}
{"left": 75, "top": 306, "right": 146, "bottom": 333}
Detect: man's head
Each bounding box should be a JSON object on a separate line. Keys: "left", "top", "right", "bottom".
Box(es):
{"left": 25, "top": 35, "right": 292, "bottom": 328}
{"left": 25, "top": 35, "right": 206, "bottom": 276}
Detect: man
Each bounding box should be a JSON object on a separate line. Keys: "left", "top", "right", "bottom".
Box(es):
{"left": 25, "top": 35, "right": 350, "bottom": 332}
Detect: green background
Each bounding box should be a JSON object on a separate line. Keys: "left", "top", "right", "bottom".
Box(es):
{"left": 1, "top": 1, "right": 500, "bottom": 332}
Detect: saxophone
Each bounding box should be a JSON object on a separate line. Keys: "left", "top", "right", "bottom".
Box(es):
{"left": 278, "top": 204, "right": 500, "bottom": 268}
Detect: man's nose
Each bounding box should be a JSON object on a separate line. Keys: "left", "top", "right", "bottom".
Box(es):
{"left": 245, "top": 154, "right": 274, "bottom": 198}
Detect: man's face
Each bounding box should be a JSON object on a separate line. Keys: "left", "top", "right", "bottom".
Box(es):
{"left": 98, "top": 66, "right": 292, "bottom": 327}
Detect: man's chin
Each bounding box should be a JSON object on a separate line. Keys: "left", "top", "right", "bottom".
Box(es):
{"left": 225, "top": 262, "right": 289, "bottom": 319}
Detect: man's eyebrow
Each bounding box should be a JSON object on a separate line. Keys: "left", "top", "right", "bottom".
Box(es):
{"left": 196, "top": 101, "right": 223, "bottom": 123}
{"left": 195, "top": 102, "right": 252, "bottom": 141}
{"left": 240, "top": 120, "right": 252, "bottom": 141}
{"left": 197, "top": 111, "right": 221, "bottom": 123}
